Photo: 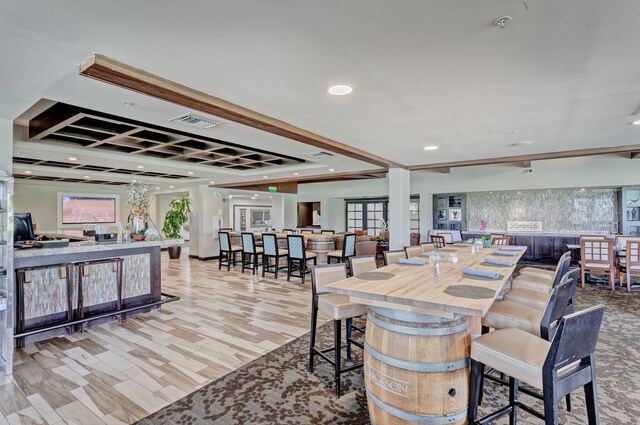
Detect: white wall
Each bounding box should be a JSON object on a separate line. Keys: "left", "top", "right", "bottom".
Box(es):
{"left": 0, "top": 120, "right": 12, "bottom": 174}
{"left": 14, "top": 181, "right": 131, "bottom": 232}
{"left": 295, "top": 155, "right": 640, "bottom": 240}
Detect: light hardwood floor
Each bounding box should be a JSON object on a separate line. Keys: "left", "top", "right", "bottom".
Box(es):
{"left": 0, "top": 252, "right": 320, "bottom": 425}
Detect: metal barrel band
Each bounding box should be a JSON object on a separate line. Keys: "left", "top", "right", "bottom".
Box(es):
{"left": 370, "top": 307, "right": 464, "bottom": 324}
{"left": 365, "top": 342, "right": 469, "bottom": 373}
{"left": 366, "top": 389, "right": 468, "bottom": 424}
{"left": 367, "top": 313, "right": 469, "bottom": 336}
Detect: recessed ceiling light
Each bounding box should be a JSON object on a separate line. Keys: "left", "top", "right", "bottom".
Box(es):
{"left": 68, "top": 157, "right": 78, "bottom": 161}
{"left": 269, "top": 196, "right": 273, "bottom": 199}
{"left": 131, "top": 179, "right": 137, "bottom": 183}
{"left": 187, "top": 171, "right": 194, "bottom": 175}
{"left": 209, "top": 181, "right": 215, "bottom": 184}
{"left": 253, "top": 194, "right": 259, "bottom": 197}
{"left": 24, "top": 170, "right": 32, "bottom": 174}
{"left": 511, "top": 141, "right": 534, "bottom": 146}
{"left": 155, "top": 187, "right": 160, "bottom": 190}
{"left": 329, "top": 168, "right": 335, "bottom": 172}
{"left": 423, "top": 145, "right": 439, "bottom": 151}
{"left": 169, "top": 185, "right": 175, "bottom": 189}
{"left": 137, "top": 165, "right": 144, "bottom": 169}
{"left": 581, "top": 188, "right": 586, "bottom": 191}
{"left": 251, "top": 196, "right": 256, "bottom": 200}
{"left": 263, "top": 175, "right": 268, "bottom": 179}
{"left": 83, "top": 176, "right": 90, "bottom": 179}
{"left": 294, "top": 172, "right": 299, "bottom": 176}
{"left": 328, "top": 85, "right": 353, "bottom": 96}
{"left": 632, "top": 120, "right": 640, "bottom": 125}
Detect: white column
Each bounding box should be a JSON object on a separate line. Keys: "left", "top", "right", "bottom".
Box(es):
{"left": 388, "top": 168, "right": 411, "bottom": 250}
{"left": 189, "top": 185, "right": 226, "bottom": 259}
{"left": 0, "top": 120, "right": 13, "bottom": 173}
{"left": 270, "top": 194, "right": 285, "bottom": 231}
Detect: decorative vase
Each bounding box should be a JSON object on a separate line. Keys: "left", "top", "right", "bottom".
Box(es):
{"left": 482, "top": 238, "right": 492, "bottom": 248}
{"left": 168, "top": 245, "right": 182, "bottom": 259}
{"left": 132, "top": 212, "right": 146, "bottom": 234}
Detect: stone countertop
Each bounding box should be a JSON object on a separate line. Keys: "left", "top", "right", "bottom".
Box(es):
{"left": 461, "top": 231, "right": 614, "bottom": 237}
{"left": 14, "top": 239, "right": 184, "bottom": 259}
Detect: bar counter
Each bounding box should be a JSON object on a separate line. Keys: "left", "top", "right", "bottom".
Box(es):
{"left": 13, "top": 238, "right": 181, "bottom": 344}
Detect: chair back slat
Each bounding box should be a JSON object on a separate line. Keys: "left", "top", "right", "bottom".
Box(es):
{"left": 580, "top": 239, "right": 613, "bottom": 265}
{"left": 626, "top": 240, "right": 640, "bottom": 266}
{"left": 545, "top": 305, "right": 605, "bottom": 370}
{"left": 287, "top": 235, "right": 306, "bottom": 259}
{"left": 540, "top": 269, "right": 579, "bottom": 340}
{"left": 491, "top": 236, "right": 510, "bottom": 246}
{"left": 241, "top": 232, "right": 257, "bottom": 254}
{"left": 348, "top": 255, "right": 378, "bottom": 276}
{"left": 311, "top": 264, "right": 347, "bottom": 295}
{"left": 262, "top": 233, "right": 278, "bottom": 256}
{"left": 343, "top": 233, "right": 356, "bottom": 257}
{"left": 431, "top": 235, "right": 446, "bottom": 248}
{"left": 219, "top": 232, "right": 230, "bottom": 251}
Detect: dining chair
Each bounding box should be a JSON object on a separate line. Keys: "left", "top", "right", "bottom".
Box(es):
{"left": 241, "top": 232, "right": 263, "bottom": 275}
{"left": 420, "top": 243, "right": 435, "bottom": 254}
{"left": 580, "top": 238, "right": 614, "bottom": 289}
{"left": 262, "top": 233, "right": 288, "bottom": 279}
{"left": 431, "top": 234, "right": 446, "bottom": 249}
{"left": 519, "top": 251, "right": 571, "bottom": 281}
{"left": 383, "top": 250, "right": 406, "bottom": 266}
{"left": 321, "top": 229, "right": 336, "bottom": 234}
{"left": 282, "top": 228, "right": 293, "bottom": 233}
{"left": 491, "top": 236, "right": 511, "bottom": 246}
{"left": 354, "top": 240, "right": 378, "bottom": 256}
{"left": 433, "top": 231, "right": 454, "bottom": 244}
{"left": 309, "top": 264, "right": 367, "bottom": 398}
{"left": 347, "top": 255, "right": 378, "bottom": 277}
{"left": 404, "top": 245, "right": 422, "bottom": 259}
{"left": 219, "top": 227, "right": 233, "bottom": 232}
{"left": 301, "top": 229, "right": 315, "bottom": 234}
{"left": 618, "top": 240, "right": 640, "bottom": 292}
{"left": 287, "top": 234, "right": 317, "bottom": 284}
{"left": 327, "top": 233, "right": 356, "bottom": 265}
{"left": 470, "top": 305, "right": 604, "bottom": 425}
{"left": 218, "top": 231, "right": 242, "bottom": 271}
{"left": 409, "top": 232, "right": 420, "bottom": 246}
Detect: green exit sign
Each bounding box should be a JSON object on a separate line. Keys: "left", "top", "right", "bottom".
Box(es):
{"left": 268, "top": 186, "right": 277, "bottom": 193}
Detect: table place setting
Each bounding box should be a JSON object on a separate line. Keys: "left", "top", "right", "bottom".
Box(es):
{"left": 481, "top": 257, "right": 514, "bottom": 267}
{"left": 461, "top": 267, "right": 502, "bottom": 280}
{"left": 398, "top": 258, "right": 426, "bottom": 266}
{"left": 491, "top": 250, "right": 518, "bottom": 257}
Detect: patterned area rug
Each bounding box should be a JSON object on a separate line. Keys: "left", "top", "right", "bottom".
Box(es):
{"left": 137, "top": 285, "right": 640, "bottom": 425}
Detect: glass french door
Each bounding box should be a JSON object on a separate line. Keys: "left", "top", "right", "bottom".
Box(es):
{"left": 346, "top": 200, "right": 387, "bottom": 236}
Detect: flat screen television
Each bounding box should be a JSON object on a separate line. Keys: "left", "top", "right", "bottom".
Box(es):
{"left": 14, "top": 213, "right": 35, "bottom": 242}
{"left": 61, "top": 195, "right": 117, "bottom": 224}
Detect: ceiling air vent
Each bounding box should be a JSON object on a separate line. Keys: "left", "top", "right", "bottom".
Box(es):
{"left": 169, "top": 113, "right": 221, "bottom": 129}
{"left": 307, "top": 151, "right": 334, "bottom": 159}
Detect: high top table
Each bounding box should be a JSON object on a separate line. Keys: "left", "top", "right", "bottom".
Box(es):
{"left": 326, "top": 244, "right": 526, "bottom": 425}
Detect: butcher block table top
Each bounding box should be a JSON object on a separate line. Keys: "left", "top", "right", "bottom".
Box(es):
{"left": 326, "top": 244, "right": 526, "bottom": 318}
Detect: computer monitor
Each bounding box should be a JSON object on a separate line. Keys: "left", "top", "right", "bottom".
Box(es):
{"left": 14, "top": 213, "right": 35, "bottom": 242}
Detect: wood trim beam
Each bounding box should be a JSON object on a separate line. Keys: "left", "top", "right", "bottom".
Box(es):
{"left": 408, "top": 144, "right": 640, "bottom": 171}
{"left": 216, "top": 168, "right": 387, "bottom": 189}
{"left": 630, "top": 152, "right": 640, "bottom": 159}
{"left": 79, "top": 54, "right": 401, "bottom": 169}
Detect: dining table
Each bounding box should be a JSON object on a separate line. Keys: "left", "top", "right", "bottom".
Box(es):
{"left": 326, "top": 243, "right": 526, "bottom": 425}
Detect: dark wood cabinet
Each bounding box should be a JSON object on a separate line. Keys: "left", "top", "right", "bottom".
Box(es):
{"left": 511, "top": 236, "right": 535, "bottom": 261}
{"left": 533, "top": 237, "right": 555, "bottom": 262}
{"left": 553, "top": 236, "right": 579, "bottom": 263}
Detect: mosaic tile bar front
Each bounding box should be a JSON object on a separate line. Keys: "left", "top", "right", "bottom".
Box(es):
{"left": 23, "top": 253, "right": 151, "bottom": 320}
{"left": 466, "top": 188, "right": 619, "bottom": 234}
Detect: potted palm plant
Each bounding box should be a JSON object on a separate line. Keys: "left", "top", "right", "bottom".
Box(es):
{"left": 162, "top": 195, "right": 193, "bottom": 259}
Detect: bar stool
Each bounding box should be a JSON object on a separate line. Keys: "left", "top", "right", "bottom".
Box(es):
{"left": 383, "top": 250, "right": 406, "bottom": 265}
{"left": 506, "top": 268, "right": 578, "bottom": 311}
{"left": 218, "top": 231, "right": 242, "bottom": 271}
{"left": 431, "top": 234, "right": 446, "bottom": 248}
{"left": 511, "top": 254, "right": 571, "bottom": 294}
{"left": 327, "top": 233, "right": 356, "bottom": 264}
{"left": 308, "top": 264, "right": 367, "bottom": 398}
{"left": 301, "top": 229, "right": 315, "bottom": 234}
{"left": 347, "top": 255, "right": 378, "bottom": 277}
{"left": 241, "top": 232, "right": 263, "bottom": 275}
{"left": 404, "top": 245, "right": 423, "bottom": 259}
{"left": 287, "top": 234, "right": 317, "bottom": 284}
{"left": 518, "top": 251, "right": 571, "bottom": 281}
{"left": 262, "top": 233, "right": 288, "bottom": 279}
{"left": 469, "top": 305, "right": 604, "bottom": 425}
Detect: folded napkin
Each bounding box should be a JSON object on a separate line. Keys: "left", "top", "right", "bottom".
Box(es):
{"left": 492, "top": 250, "right": 517, "bottom": 257}
{"left": 484, "top": 258, "right": 513, "bottom": 267}
{"left": 500, "top": 246, "right": 526, "bottom": 251}
{"left": 420, "top": 253, "right": 431, "bottom": 257}
{"left": 462, "top": 268, "right": 500, "bottom": 279}
{"left": 398, "top": 258, "right": 426, "bottom": 265}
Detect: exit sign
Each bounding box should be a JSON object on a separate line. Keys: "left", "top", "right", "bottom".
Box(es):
{"left": 268, "top": 186, "right": 277, "bottom": 193}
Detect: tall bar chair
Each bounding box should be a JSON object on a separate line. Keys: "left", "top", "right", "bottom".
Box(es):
{"left": 404, "top": 245, "right": 423, "bottom": 259}
{"left": 241, "top": 232, "right": 263, "bottom": 275}
{"left": 327, "top": 233, "right": 356, "bottom": 264}
{"left": 262, "top": 233, "right": 288, "bottom": 279}
{"left": 618, "top": 240, "right": 640, "bottom": 292}
{"left": 321, "top": 229, "right": 336, "bottom": 234}
{"left": 580, "top": 238, "right": 614, "bottom": 289}
{"left": 287, "top": 234, "right": 317, "bottom": 284}
{"left": 469, "top": 305, "right": 605, "bottom": 425}
{"left": 347, "top": 255, "right": 378, "bottom": 277}
{"left": 308, "top": 264, "right": 367, "bottom": 398}
{"left": 431, "top": 234, "right": 446, "bottom": 249}
{"left": 218, "top": 231, "right": 242, "bottom": 271}
{"left": 420, "top": 242, "right": 435, "bottom": 254}
{"left": 519, "top": 251, "right": 571, "bottom": 281}
{"left": 301, "top": 229, "right": 315, "bottom": 234}
{"left": 511, "top": 254, "right": 572, "bottom": 295}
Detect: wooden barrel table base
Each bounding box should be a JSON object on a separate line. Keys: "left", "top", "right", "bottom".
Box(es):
{"left": 306, "top": 237, "right": 335, "bottom": 264}
{"left": 364, "top": 307, "right": 471, "bottom": 425}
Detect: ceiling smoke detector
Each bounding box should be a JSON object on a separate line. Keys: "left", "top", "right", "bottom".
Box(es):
{"left": 169, "top": 113, "right": 222, "bottom": 129}
{"left": 494, "top": 15, "right": 512, "bottom": 29}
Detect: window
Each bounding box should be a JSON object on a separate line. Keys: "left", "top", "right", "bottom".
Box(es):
{"left": 410, "top": 196, "right": 420, "bottom": 233}
{"left": 60, "top": 195, "right": 117, "bottom": 224}
{"left": 346, "top": 196, "right": 419, "bottom": 236}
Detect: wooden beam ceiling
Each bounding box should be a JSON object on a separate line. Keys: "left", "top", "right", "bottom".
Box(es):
{"left": 630, "top": 152, "right": 640, "bottom": 159}
{"left": 408, "top": 144, "right": 640, "bottom": 171}
{"left": 79, "top": 54, "right": 401, "bottom": 169}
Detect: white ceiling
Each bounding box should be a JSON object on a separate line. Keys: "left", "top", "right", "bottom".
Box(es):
{"left": 2, "top": 0, "right": 640, "bottom": 181}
